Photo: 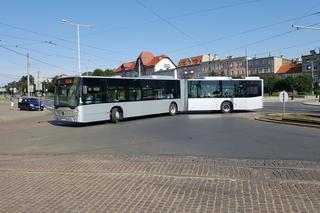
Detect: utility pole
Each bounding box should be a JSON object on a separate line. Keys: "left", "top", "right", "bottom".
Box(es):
{"left": 245, "top": 48, "right": 249, "bottom": 77}
{"left": 138, "top": 58, "right": 141, "bottom": 77}
{"left": 208, "top": 53, "right": 211, "bottom": 73}
{"left": 292, "top": 24, "right": 320, "bottom": 100}
{"left": 37, "top": 70, "right": 41, "bottom": 111}
{"left": 27, "top": 53, "right": 30, "bottom": 98}
{"left": 61, "top": 19, "right": 94, "bottom": 76}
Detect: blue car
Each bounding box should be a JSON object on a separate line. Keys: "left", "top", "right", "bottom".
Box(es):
{"left": 18, "top": 98, "right": 44, "bottom": 111}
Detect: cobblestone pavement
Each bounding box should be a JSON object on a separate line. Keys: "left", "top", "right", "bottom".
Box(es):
{"left": 0, "top": 155, "right": 319, "bottom": 212}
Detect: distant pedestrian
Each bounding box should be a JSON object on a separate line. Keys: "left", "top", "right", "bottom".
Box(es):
{"left": 10, "top": 100, "right": 14, "bottom": 110}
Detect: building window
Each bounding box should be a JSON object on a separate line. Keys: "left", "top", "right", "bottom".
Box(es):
{"left": 164, "top": 64, "right": 170, "bottom": 69}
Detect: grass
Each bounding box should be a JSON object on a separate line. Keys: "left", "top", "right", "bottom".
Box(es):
{"left": 0, "top": 96, "right": 13, "bottom": 102}
{"left": 261, "top": 113, "right": 320, "bottom": 125}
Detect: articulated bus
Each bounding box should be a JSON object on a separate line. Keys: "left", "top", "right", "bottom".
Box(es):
{"left": 54, "top": 76, "right": 263, "bottom": 123}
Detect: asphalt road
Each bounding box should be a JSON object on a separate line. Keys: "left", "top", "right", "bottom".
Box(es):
{"left": 262, "top": 101, "right": 320, "bottom": 114}
{"left": 0, "top": 101, "right": 319, "bottom": 160}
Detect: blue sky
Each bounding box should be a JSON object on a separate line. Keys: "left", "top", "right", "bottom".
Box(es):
{"left": 1, "top": 0, "right": 320, "bottom": 86}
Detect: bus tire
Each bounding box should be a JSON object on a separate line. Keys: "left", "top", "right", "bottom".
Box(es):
{"left": 221, "top": 101, "right": 232, "bottom": 113}
{"left": 169, "top": 103, "right": 177, "bottom": 116}
{"left": 111, "top": 107, "right": 122, "bottom": 123}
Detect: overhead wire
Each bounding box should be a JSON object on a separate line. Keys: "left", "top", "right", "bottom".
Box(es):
{"left": 253, "top": 38, "right": 320, "bottom": 57}
{"left": 0, "top": 33, "right": 122, "bottom": 63}
{"left": 218, "top": 21, "right": 320, "bottom": 56}
{"left": 165, "top": 11, "right": 320, "bottom": 55}
{"left": 0, "top": 21, "right": 134, "bottom": 57}
{"left": 0, "top": 45, "right": 74, "bottom": 73}
{"left": 135, "top": 0, "right": 211, "bottom": 52}
{"left": 85, "top": 0, "right": 262, "bottom": 37}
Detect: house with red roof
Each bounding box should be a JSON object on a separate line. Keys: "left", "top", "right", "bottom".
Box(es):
{"left": 114, "top": 51, "right": 177, "bottom": 77}
{"left": 177, "top": 55, "right": 215, "bottom": 78}
{"left": 276, "top": 62, "right": 302, "bottom": 77}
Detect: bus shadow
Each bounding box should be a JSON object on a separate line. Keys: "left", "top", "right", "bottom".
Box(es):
{"left": 48, "top": 120, "right": 108, "bottom": 128}
{"left": 47, "top": 113, "right": 169, "bottom": 127}
{"left": 180, "top": 110, "right": 254, "bottom": 115}
{"left": 48, "top": 111, "right": 255, "bottom": 127}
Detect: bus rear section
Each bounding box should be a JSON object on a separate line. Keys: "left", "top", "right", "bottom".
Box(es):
{"left": 187, "top": 77, "right": 263, "bottom": 113}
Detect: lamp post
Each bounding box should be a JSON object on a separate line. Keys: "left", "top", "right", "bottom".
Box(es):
{"left": 293, "top": 24, "right": 320, "bottom": 100}
{"left": 61, "top": 19, "right": 94, "bottom": 76}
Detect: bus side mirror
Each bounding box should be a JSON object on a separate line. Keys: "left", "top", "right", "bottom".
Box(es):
{"left": 83, "top": 86, "right": 88, "bottom": 95}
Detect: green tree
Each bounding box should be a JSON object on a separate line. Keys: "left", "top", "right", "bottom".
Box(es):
{"left": 83, "top": 68, "right": 115, "bottom": 76}
{"left": 5, "top": 75, "right": 35, "bottom": 94}
{"left": 295, "top": 73, "right": 313, "bottom": 93}
{"left": 43, "top": 76, "right": 59, "bottom": 94}
{"left": 285, "top": 76, "right": 297, "bottom": 99}
{"left": 18, "top": 75, "right": 35, "bottom": 93}
{"left": 92, "top": 69, "right": 105, "bottom": 76}
{"left": 104, "top": 69, "right": 115, "bottom": 76}
{"left": 314, "top": 82, "right": 320, "bottom": 98}
{"left": 82, "top": 71, "right": 93, "bottom": 76}
{"left": 256, "top": 74, "right": 278, "bottom": 96}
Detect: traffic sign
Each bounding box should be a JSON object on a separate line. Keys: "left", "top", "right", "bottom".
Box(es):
{"left": 279, "top": 91, "right": 288, "bottom": 103}
{"left": 279, "top": 91, "right": 288, "bottom": 118}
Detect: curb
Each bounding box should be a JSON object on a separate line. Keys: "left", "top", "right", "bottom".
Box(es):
{"left": 302, "top": 101, "right": 320, "bottom": 106}
{"left": 255, "top": 117, "right": 320, "bottom": 129}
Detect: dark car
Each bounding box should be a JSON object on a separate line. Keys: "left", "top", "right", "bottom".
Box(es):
{"left": 18, "top": 98, "right": 44, "bottom": 111}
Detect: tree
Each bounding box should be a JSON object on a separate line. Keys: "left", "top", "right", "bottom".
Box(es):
{"left": 5, "top": 75, "right": 34, "bottom": 94}
{"left": 92, "top": 69, "right": 105, "bottom": 76}
{"left": 18, "top": 75, "right": 35, "bottom": 93}
{"left": 43, "top": 75, "right": 59, "bottom": 94}
{"left": 295, "top": 73, "right": 313, "bottom": 93}
{"left": 83, "top": 68, "right": 115, "bottom": 76}
{"left": 257, "top": 74, "right": 278, "bottom": 96}
{"left": 104, "top": 69, "right": 115, "bottom": 76}
{"left": 314, "top": 82, "right": 320, "bottom": 98}
{"left": 285, "top": 76, "right": 297, "bottom": 99}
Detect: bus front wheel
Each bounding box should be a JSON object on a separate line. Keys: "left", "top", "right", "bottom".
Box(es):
{"left": 221, "top": 102, "right": 232, "bottom": 113}
{"left": 111, "top": 108, "right": 122, "bottom": 123}
{"left": 169, "top": 103, "right": 177, "bottom": 116}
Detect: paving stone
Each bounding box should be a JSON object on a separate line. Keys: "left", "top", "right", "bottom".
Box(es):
{"left": 0, "top": 154, "right": 319, "bottom": 212}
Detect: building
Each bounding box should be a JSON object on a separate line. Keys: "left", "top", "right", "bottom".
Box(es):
{"left": 177, "top": 54, "right": 222, "bottom": 78}
{"left": 114, "top": 51, "right": 177, "bottom": 77}
{"left": 248, "top": 56, "right": 292, "bottom": 74}
{"left": 178, "top": 55, "right": 205, "bottom": 78}
{"left": 114, "top": 61, "right": 136, "bottom": 77}
{"left": 302, "top": 50, "right": 320, "bottom": 82}
{"left": 206, "top": 56, "right": 248, "bottom": 77}
{"left": 276, "top": 62, "right": 303, "bottom": 77}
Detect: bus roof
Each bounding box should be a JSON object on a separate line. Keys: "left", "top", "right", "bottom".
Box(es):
{"left": 57, "top": 75, "right": 178, "bottom": 80}
{"left": 194, "top": 76, "right": 261, "bottom": 80}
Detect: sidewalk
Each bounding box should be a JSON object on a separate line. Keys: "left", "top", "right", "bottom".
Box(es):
{"left": 0, "top": 154, "right": 319, "bottom": 212}
{"left": 263, "top": 96, "right": 318, "bottom": 103}
{"left": 302, "top": 98, "right": 320, "bottom": 106}
{"left": 0, "top": 101, "right": 51, "bottom": 123}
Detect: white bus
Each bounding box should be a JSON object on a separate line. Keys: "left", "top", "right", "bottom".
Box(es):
{"left": 54, "top": 76, "right": 182, "bottom": 123}
{"left": 187, "top": 77, "right": 263, "bottom": 113}
{"left": 54, "top": 76, "right": 263, "bottom": 123}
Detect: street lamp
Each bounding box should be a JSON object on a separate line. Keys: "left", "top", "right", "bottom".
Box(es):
{"left": 61, "top": 19, "right": 94, "bottom": 76}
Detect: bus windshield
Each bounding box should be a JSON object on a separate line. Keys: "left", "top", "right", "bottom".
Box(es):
{"left": 54, "top": 77, "right": 80, "bottom": 108}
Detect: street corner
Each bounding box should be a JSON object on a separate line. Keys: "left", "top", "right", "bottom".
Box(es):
{"left": 302, "top": 99, "right": 320, "bottom": 106}
{"left": 0, "top": 102, "right": 52, "bottom": 124}
{"left": 255, "top": 113, "right": 320, "bottom": 128}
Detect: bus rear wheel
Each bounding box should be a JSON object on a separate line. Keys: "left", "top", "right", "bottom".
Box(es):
{"left": 111, "top": 108, "right": 122, "bottom": 123}
{"left": 169, "top": 103, "right": 177, "bottom": 116}
{"left": 221, "top": 102, "right": 232, "bottom": 113}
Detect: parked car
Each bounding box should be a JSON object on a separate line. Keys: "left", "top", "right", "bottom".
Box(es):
{"left": 18, "top": 98, "right": 44, "bottom": 111}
